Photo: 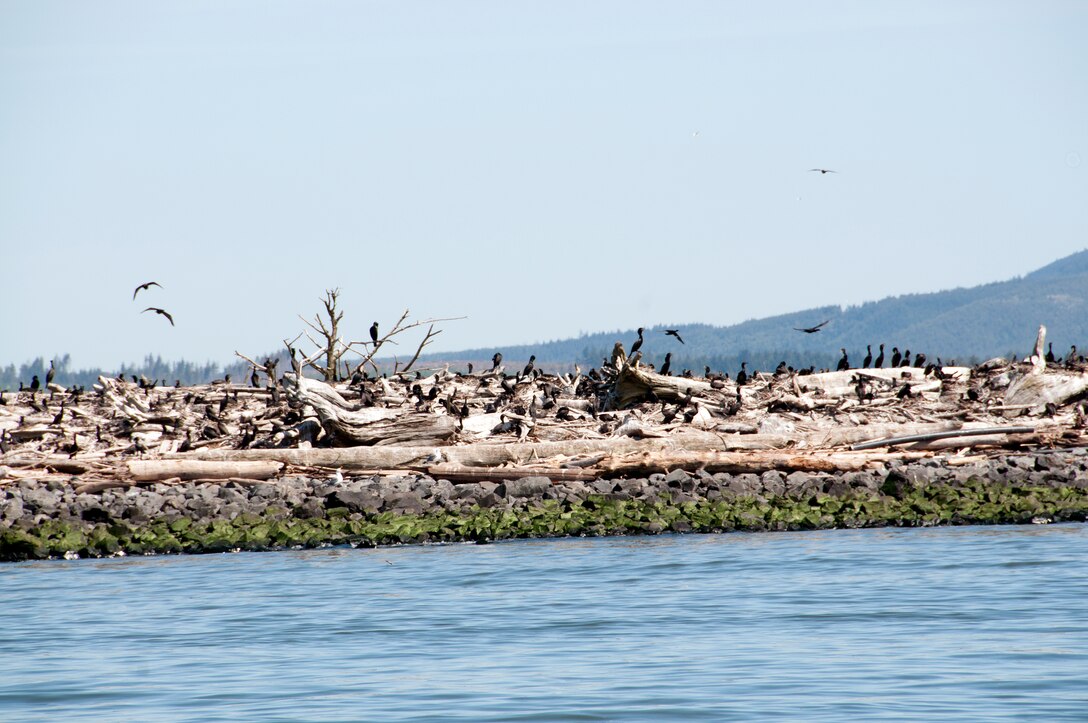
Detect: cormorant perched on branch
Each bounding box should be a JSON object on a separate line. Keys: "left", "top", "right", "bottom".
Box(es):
{"left": 890, "top": 347, "right": 902, "bottom": 368}
{"left": 836, "top": 348, "right": 849, "bottom": 371}
{"left": 794, "top": 320, "right": 829, "bottom": 333}
{"left": 522, "top": 355, "right": 536, "bottom": 378}
{"left": 736, "top": 362, "right": 748, "bottom": 386}
{"left": 630, "top": 327, "right": 644, "bottom": 355}
{"left": 873, "top": 344, "right": 885, "bottom": 369}
{"left": 1046, "top": 343, "right": 1055, "bottom": 363}
{"left": 46, "top": 360, "right": 56, "bottom": 386}
{"left": 370, "top": 322, "right": 379, "bottom": 345}
{"left": 491, "top": 352, "right": 502, "bottom": 371}
{"left": 900, "top": 349, "right": 911, "bottom": 368}
{"left": 664, "top": 329, "right": 685, "bottom": 344}
{"left": 862, "top": 345, "right": 872, "bottom": 369}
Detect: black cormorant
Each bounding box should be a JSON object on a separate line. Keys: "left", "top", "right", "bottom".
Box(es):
{"left": 664, "top": 329, "right": 685, "bottom": 344}
{"left": 836, "top": 348, "right": 849, "bottom": 371}
{"left": 862, "top": 345, "right": 872, "bottom": 369}
{"left": 142, "top": 307, "right": 175, "bottom": 326}
{"left": 891, "top": 347, "right": 902, "bottom": 368}
{"left": 794, "top": 320, "right": 829, "bottom": 333}
{"left": 132, "top": 281, "right": 162, "bottom": 300}
{"left": 873, "top": 344, "right": 885, "bottom": 369}
{"left": 630, "top": 328, "right": 644, "bottom": 355}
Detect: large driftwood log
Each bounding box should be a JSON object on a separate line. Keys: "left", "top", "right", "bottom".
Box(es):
{"left": 596, "top": 449, "right": 930, "bottom": 476}
{"left": 1003, "top": 372, "right": 1088, "bottom": 417}
{"left": 613, "top": 363, "right": 714, "bottom": 407}
{"left": 176, "top": 430, "right": 756, "bottom": 469}
{"left": 283, "top": 373, "right": 458, "bottom": 446}
{"left": 127, "top": 460, "right": 284, "bottom": 481}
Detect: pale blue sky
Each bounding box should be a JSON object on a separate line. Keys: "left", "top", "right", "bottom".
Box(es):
{"left": 2, "top": 1, "right": 1085, "bottom": 370}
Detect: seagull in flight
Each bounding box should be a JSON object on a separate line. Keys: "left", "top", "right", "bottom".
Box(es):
{"left": 142, "top": 307, "right": 175, "bottom": 326}
{"left": 664, "top": 329, "right": 685, "bottom": 344}
{"left": 794, "top": 320, "right": 830, "bottom": 333}
{"left": 132, "top": 281, "right": 162, "bottom": 299}
{"left": 808, "top": 168, "right": 837, "bottom": 174}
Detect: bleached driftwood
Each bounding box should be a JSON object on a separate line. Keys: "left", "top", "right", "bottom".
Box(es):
{"left": 612, "top": 363, "right": 715, "bottom": 407}
{"left": 127, "top": 460, "right": 284, "bottom": 482}
{"left": 283, "top": 373, "right": 458, "bottom": 446}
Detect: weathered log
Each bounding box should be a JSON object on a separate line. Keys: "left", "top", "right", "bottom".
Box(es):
{"left": 426, "top": 465, "right": 597, "bottom": 483}
{"left": 174, "top": 430, "right": 770, "bottom": 469}
{"left": 851, "top": 425, "right": 1035, "bottom": 451}
{"left": 595, "top": 450, "right": 928, "bottom": 476}
{"left": 282, "top": 373, "right": 457, "bottom": 446}
{"left": 73, "top": 479, "right": 133, "bottom": 494}
{"left": 1003, "top": 371, "right": 1088, "bottom": 417}
{"left": 612, "top": 363, "right": 714, "bottom": 407}
{"left": 127, "top": 460, "right": 284, "bottom": 482}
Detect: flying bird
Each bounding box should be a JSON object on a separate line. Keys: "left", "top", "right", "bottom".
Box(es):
{"left": 794, "top": 320, "right": 829, "bottom": 333}
{"left": 808, "top": 168, "right": 837, "bottom": 174}
{"left": 142, "top": 307, "right": 175, "bottom": 326}
{"left": 664, "top": 329, "right": 685, "bottom": 344}
{"left": 132, "top": 281, "right": 162, "bottom": 300}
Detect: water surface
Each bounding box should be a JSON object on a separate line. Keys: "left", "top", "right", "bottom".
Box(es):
{"left": 2, "top": 525, "right": 1086, "bottom": 721}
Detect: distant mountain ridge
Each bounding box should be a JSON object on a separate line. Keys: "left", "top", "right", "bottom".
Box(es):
{"left": 421, "top": 249, "right": 1088, "bottom": 373}
{"left": 5, "top": 249, "right": 1086, "bottom": 388}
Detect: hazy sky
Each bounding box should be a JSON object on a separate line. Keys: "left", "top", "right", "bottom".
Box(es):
{"left": 2, "top": 1, "right": 1085, "bottom": 370}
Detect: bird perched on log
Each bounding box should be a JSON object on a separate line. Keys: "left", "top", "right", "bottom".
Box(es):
{"left": 30, "top": 375, "right": 40, "bottom": 391}
{"left": 736, "top": 362, "right": 748, "bottom": 386}
{"left": 900, "top": 349, "right": 911, "bottom": 368}
{"left": 491, "top": 352, "right": 503, "bottom": 371}
{"left": 143, "top": 307, "right": 175, "bottom": 326}
{"left": 370, "top": 322, "right": 379, "bottom": 345}
{"left": 630, "top": 327, "right": 645, "bottom": 355}
{"left": 794, "top": 320, "right": 829, "bottom": 333}
{"left": 890, "top": 347, "right": 902, "bottom": 368}
{"left": 913, "top": 352, "right": 926, "bottom": 368}
{"left": 854, "top": 375, "right": 874, "bottom": 402}
{"left": 522, "top": 355, "right": 536, "bottom": 377}
{"left": 862, "top": 345, "right": 872, "bottom": 369}
{"left": 722, "top": 388, "right": 742, "bottom": 417}
{"left": 837, "top": 348, "right": 849, "bottom": 371}
{"left": 132, "top": 281, "right": 162, "bottom": 299}
{"left": 659, "top": 352, "right": 672, "bottom": 376}
{"left": 873, "top": 344, "right": 885, "bottom": 369}
{"left": 1046, "top": 343, "right": 1055, "bottom": 363}
{"left": 664, "top": 329, "right": 685, "bottom": 344}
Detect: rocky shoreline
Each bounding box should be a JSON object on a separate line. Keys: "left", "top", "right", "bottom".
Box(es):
{"left": 4, "top": 450, "right": 1087, "bottom": 562}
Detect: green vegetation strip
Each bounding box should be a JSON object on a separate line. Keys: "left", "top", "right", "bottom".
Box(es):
{"left": 3, "top": 479, "right": 1088, "bottom": 562}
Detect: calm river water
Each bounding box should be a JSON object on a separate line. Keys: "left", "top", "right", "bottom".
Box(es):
{"left": 2, "top": 524, "right": 1086, "bottom": 721}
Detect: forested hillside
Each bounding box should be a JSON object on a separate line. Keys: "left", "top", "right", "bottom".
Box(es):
{"left": 5, "top": 250, "right": 1086, "bottom": 388}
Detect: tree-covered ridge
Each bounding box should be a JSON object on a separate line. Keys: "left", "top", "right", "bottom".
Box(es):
{"left": 4, "top": 249, "right": 1086, "bottom": 388}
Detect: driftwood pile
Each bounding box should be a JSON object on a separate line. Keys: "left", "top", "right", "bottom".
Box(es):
{"left": 2, "top": 333, "right": 1087, "bottom": 493}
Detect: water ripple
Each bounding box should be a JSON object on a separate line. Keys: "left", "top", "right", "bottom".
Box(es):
{"left": 1, "top": 524, "right": 1087, "bottom": 721}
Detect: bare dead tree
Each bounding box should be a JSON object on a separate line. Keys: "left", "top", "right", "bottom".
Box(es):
{"left": 258, "top": 288, "right": 466, "bottom": 382}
